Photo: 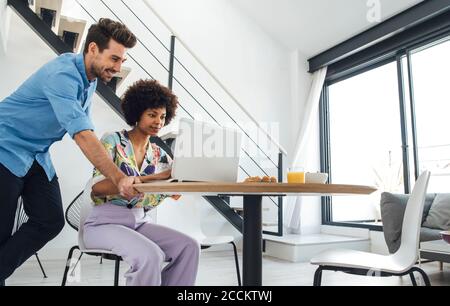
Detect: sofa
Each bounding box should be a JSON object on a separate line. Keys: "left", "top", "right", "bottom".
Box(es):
{"left": 380, "top": 192, "right": 450, "bottom": 253}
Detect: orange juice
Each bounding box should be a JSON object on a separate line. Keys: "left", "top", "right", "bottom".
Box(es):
{"left": 287, "top": 171, "right": 305, "bottom": 183}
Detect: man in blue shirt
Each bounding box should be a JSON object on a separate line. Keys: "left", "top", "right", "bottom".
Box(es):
{"left": 0, "top": 18, "right": 138, "bottom": 285}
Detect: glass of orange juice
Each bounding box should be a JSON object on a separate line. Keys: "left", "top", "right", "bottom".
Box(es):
{"left": 287, "top": 167, "right": 305, "bottom": 184}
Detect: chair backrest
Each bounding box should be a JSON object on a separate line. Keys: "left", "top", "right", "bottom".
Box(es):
{"left": 15, "top": 197, "right": 28, "bottom": 232}
{"left": 395, "top": 171, "right": 430, "bottom": 265}
{"left": 77, "top": 190, "right": 95, "bottom": 251}
{"left": 65, "top": 192, "right": 83, "bottom": 231}
{"left": 65, "top": 179, "right": 97, "bottom": 250}
{"left": 13, "top": 197, "right": 28, "bottom": 234}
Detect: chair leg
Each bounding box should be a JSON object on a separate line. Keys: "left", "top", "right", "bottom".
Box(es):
{"left": 61, "top": 246, "right": 80, "bottom": 286}
{"left": 114, "top": 258, "right": 120, "bottom": 286}
{"left": 230, "top": 242, "right": 241, "bottom": 286}
{"left": 439, "top": 261, "right": 443, "bottom": 271}
{"left": 313, "top": 266, "right": 323, "bottom": 286}
{"left": 34, "top": 253, "right": 47, "bottom": 278}
{"left": 100, "top": 255, "right": 103, "bottom": 265}
{"left": 410, "top": 267, "right": 431, "bottom": 286}
{"left": 70, "top": 253, "right": 84, "bottom": 277}
{"left": 409, "top": 272, "right": 417, "bottom": 286}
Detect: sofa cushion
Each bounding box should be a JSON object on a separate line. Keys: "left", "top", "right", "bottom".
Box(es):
{"left": 380, "top": 192, "right": 436, "bottom": 253}
{"left": 420, "top": 227, "right": 442, "bottom": 242}
{"left": 423, "top": 193, "right": 450, "bottom": 230}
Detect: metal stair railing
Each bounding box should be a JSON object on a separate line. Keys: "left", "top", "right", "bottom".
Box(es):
{"left": 8, "top": 0, "right": 285, "bottom": 236}
{"left": 79, "top": 0, "right": 286, "bottom": 236}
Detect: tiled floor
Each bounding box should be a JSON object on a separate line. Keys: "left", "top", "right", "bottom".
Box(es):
{"left": 5, "top": 251, "right": 450, "bottom": 286}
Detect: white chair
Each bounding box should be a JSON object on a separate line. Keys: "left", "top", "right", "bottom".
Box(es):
{"left": 310, "top": 171, "right": 431, "bottom": 286}
{"left": 61, "top": 179, "right": 123, "bottom": 286}
{"left": 157, "top": 196, "right": 241, "bottom": 286}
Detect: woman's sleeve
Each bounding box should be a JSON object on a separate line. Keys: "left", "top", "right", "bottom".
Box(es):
{"left": 159, "top": 146, "right": 173, "bottom": 166}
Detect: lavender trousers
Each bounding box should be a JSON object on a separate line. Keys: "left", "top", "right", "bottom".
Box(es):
{"left": 83, "top": 203, "right": 200, "bottom": 286}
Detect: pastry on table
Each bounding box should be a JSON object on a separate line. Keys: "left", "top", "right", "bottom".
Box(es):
{"left": 244, "top": 176, "right": 278, "bottom": 183}
{"left": 244, "top": 176, "right": 262, "bottom": 183}
{"left": 261, "top": 176, "right": 271, "bottom": 183}
{"left": 261, "top": 176, "right": 278, "bottom": 183}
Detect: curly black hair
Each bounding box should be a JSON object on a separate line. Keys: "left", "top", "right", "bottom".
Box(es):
{"left": 121, "top": 79, "right": 178, "bottom": 126}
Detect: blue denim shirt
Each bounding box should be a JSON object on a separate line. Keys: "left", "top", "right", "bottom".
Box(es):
{"left": 0, "top": 53, "right": 97, "bottom": 180}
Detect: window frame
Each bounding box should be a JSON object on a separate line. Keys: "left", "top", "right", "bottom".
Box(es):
{"left": 320, "top": 30, "right": 450, "bottom": 231}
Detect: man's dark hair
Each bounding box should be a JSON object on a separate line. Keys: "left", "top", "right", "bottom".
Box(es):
{"left": 83, "top": 18, "right": 137, "bottom": 54}
{"left": 121, "top": 79, "right": 178, "bottom": 126}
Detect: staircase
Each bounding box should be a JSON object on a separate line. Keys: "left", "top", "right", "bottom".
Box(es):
{"left": 6, "top": 0, "right": 287, "bottom": 236}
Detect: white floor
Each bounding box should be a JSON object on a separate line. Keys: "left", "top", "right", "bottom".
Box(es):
{"left": 6, "top": 251, "right": 450, "bottom": 286}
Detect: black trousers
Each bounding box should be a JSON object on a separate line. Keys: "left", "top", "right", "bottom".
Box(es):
{"left": 0, "top": 161, "right": 65, "bottom": 282}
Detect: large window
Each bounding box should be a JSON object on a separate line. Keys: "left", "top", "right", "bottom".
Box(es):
{"left": 328, "top": 62, "right": 404, "bottom": 223}
{"left": 322, "top": 36, "right": 450, "bottom": 228}
{"left": 409, "top": 39, "right": 450, "bottom": 192}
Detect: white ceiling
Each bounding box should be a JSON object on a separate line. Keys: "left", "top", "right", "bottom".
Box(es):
{"left": 230, "top": 0, "right": 424, "bottom": 57}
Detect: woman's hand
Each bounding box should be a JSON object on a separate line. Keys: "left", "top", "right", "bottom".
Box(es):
{"left": 156, "top": 169, "right": 172, "bottom": 180}
{"left": 140, "top": 169, "right": 172, "bottom": 182}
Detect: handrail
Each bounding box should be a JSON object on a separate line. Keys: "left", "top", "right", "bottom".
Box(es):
{"left": 120, "top": 0, "right": 280, "bottom": 168}
{"left": 74, "top": 0, "right": 256, "bottom": 179}
{"left": 85, "top": 0, "right": 271, "bottom": 177}
{"left": 142, "top": 0, "right": 287, "bottom": 157}
{"left": 8, "top": 0, "right": 282, "bottom": 235}
{"left": 73, "top": 0, "right": 196, "bottom": 119}
{"left": 82, "top": 0, "right": 281, "bottom": 209}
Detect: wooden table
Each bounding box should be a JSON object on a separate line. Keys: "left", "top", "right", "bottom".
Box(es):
{"left": 135, "top": 182, "right": 377, "bottom": 286}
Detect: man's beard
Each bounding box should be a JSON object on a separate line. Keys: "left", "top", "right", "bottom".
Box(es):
{"left": 90, "top": 64, "right": 111, "bottom": 83}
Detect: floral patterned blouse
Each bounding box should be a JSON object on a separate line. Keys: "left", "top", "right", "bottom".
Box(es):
{"left": 92, "top": 130, "right": 172, "bottom": 209}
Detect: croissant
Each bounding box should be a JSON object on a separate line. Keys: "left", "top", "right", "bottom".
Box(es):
{"left": 244, "top": 176, "right": 262, "bottom": 183}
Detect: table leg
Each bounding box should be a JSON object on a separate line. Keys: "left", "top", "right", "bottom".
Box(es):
{"left": 243, "top": 195, "right": 263, "bottom": 286}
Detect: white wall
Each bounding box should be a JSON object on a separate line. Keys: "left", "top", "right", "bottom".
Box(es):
{"left": 0, "top": 0, "right": 12, "bottom": 54}
{"left": 145, "top": 0, "right": 293, "bottom": 153}
{"left": 143, "top": 0, "right": 316, "bottom": 237}
{"left": 1, "top": 1, "right": 317, "bottom": 259}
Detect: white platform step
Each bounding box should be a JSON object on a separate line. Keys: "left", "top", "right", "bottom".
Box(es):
{"left": 30, "top": 0, "right": 63, "bottom": 34}
{"left": 58, "top": 15, "right": 87, "bottom": 53}
{"left": 263, "top": 233, "right": 370, "bottom": 263}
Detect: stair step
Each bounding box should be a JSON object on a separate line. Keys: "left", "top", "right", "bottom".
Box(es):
{"left": 231, "top": 207, "right": 270, "bottom": 212}
{"left": 106, "top": 66, "right": 132, "bottom": 92}
{"left": 262, "top": 221, "right": 278, "bottom": 227}
{"left": 114, "top": 66, "right": 132, "bottom": 88}
{"left": 58, "top": 15, "right": 87, "bottom": 53}
{"left": 263, "top": 234, "right": 370, "bottom": 262}
{"left": 30, "top": 0, "right": 63, "bottom": 34}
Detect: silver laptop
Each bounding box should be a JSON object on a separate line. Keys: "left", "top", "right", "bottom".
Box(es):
{"left": 162, "top": 118, "right": 242, "bottom": 183}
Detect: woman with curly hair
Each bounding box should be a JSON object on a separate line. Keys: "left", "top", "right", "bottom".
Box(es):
{"left": 83, "top": 79, "right": 199, "bottom": 286}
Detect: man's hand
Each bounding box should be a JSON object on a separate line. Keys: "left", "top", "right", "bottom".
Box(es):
{"left": 75, "top": 130, "right": 134, "bottom": 190}
{"left": 117, "top": 176, "right": 141, "bottom": 200}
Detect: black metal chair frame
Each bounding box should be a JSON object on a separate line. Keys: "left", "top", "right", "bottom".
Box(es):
{"left": 61, "top": 192, "right": 123, "bottom": 286}
{"left": 313, "top": 265, "right": 431, "bottom": 286}
{"left": 15, "top": 198, "right": 47, "bottom": 278}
